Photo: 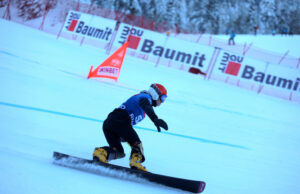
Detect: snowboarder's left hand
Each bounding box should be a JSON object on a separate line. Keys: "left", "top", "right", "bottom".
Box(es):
{"left": 154, "top": 118, "right": 168, "bottom": 132}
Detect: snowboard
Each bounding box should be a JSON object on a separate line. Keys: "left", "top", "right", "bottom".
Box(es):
{"left": 52, "top": 152, "right": 206, "bottom": 193}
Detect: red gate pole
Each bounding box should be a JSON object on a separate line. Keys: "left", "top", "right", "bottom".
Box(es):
{"left": 39, "top": 0, "right": 50, "bottom": 31}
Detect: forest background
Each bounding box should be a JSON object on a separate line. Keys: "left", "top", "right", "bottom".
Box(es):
{"left": 1, "top": 0, "right": 300, "bottom": 34}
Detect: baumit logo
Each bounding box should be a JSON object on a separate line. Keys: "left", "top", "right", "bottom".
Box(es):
{"left": 118, "top": 26, "right": 207, "bottom": 67}
{"left": 241, "top": 65, "right": 300, "bottom": 91}
{"left": 66, "top": 12, "right": 112, "bottom": 40}
{"left": 66, "top": 12, "right": 81, "bottom": 32}
{"left": 219, "top": 52, "right": 243, "bottom": 75}
{"left": 118, "top": 26, "right": 143, "bottom": 49}
{"left": 219, "top": 52, "right": 300, "bottom": 91}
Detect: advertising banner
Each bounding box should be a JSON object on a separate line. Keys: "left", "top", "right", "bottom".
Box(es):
{"left": 62, "top": 10, "right": 117, "bottom": 43}
{"left": 213, "top": 50, "right": 300, "bottom": 93}
{"left": 113, "top": 23, "right": 215, "bottom": 72}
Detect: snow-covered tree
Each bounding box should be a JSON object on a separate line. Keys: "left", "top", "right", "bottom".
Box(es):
{"left": 45, "top": 0, "right": 57, "bottom": 11}
{"left": 138, "top": 0, "right": 157, "bottom": 20}
{"left": 275, "top": 0, "right": 300, "bottom": 34}
{"left": 288, "top": 2, "right": 300, "bottom": 34}
{"left": 186, "top": 0, "right": 209, "bottom": 33}
{"left": 90, "top": 0, "right": 300, "bottom": 34}
{"left": 0, "top": 0, "right": 8, "bottom": 8}
{"left": 17, "top": 0, "right": 43, "bottom": 20}
{"left": 205, "top": 0, "right": 220, "bottom": 34}
{"left": 259, "top": 0, "right": 277, "bottom": 33}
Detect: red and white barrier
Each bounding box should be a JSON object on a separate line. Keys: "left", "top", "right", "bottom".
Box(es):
{"left": 211, "top": 50, "right": 300, "bottom": 101}
{"left": 2, "top": 6, "right": 300, "bottom": 102}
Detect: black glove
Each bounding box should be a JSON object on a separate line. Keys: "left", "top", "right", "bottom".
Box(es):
{"left": 154, "top": 118, "right": 168, "bottom": 132}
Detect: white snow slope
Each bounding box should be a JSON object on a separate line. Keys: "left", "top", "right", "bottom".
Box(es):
{"left": 1, "top": 18, "right": 300, "bottom": 194}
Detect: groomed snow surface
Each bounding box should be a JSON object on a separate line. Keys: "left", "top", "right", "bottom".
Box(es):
{"left": 1, "top": 19, "right": 300, "bottom": 194}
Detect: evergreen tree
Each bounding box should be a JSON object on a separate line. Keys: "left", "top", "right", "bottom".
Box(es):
{"left": 45, "top": 0, "right": 57, "bottom": 11}
{"left": 247, "top": 0, "right": 259, "bottom": 33}
{"left": 0, "top": 0, "right": 8, "bottom": 8}
{"left": 186, "top": 0, "right": 209, "bottom": 33}
{"left": 162, "top": 0, "right": 182, "bottom": 31}
{"left": 288, "top": 2, "right": 300, "bottom": 34}
{"left": 259, "top": 0, "right": 277, "bottom": 33}
{"left": 138, "top": 0, "right": 157, "bottom": 20}
{"left": 165, "top": 0, "right": 185, "bottom": 32}
{"left": 205, "top": 0, "right": 219, "bottom": 34}
{"left": 17, "top": 0, "right": 43, "bottom": 21}
{"left": 90, "top": 0, "right": 300, "bottom": 34}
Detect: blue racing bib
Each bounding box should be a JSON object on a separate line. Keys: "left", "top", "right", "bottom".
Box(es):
{"left": 119, "top": 93, "right": 152, "bottom": 125}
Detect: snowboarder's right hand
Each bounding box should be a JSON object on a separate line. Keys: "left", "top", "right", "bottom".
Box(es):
{"left": 154, "top": 118, "right": 168, "bottom": 132}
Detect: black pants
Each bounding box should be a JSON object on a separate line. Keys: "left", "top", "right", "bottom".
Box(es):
{"left": 102, "top": 109, "right": 141, "bottom": 154}
{"left": 228, "top": 38, "right": 235, "bottom": 45}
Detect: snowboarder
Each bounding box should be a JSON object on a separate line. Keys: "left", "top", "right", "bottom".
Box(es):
{"left": 93, "top": 84, "right": 168, "bottom": 172}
